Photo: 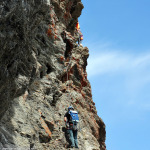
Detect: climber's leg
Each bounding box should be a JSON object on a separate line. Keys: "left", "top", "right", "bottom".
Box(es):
{"left": 73, "top": 130, "right": 78, "bottom": 148}
{"left": 67, "top": 129, "right": 75, "bottom": 147}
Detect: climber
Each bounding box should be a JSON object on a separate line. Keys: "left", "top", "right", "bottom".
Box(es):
{"left": 64, "top": 106, "right": 79, "bottom": 148}
{"left": 76, "top": 22, "right": 80, "bottom": 31}
{"left": 76, "top": 22, "right": 83, "bottom": 46}
{"left": 78, "top": 29, "right": 83, "bottom": 46}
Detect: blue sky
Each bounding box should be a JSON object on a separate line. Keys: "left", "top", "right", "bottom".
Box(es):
{"left": 79, "top": 0, "right": 150, "bottom": 150}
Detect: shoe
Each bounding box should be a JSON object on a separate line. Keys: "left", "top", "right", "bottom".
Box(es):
{"left": 75, "top": 146, "right": 79, "bottom": 149}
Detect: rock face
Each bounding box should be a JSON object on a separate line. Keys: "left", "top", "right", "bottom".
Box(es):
{"left": 0, "top": 0, "right": 106, "bottom": 149}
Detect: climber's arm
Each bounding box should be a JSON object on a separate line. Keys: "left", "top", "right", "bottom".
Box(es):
{"left": 64, "top": 117, "right": 67, "bottom": 122}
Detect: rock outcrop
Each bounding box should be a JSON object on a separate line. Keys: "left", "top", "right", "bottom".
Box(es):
{"left": 0, "top": 0, "right": 106, "bottom": 149}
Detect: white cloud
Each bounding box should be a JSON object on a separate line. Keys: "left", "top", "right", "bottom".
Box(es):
{"left": 86, "top": 48, "right": 150, "bottom": 111}
{"left": 87, "top": 50, "right": 150, "bottom": 77}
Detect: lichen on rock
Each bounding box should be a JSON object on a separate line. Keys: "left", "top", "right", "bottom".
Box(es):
{"left": 0, "top": 0, "right": 106, "bottom": 149}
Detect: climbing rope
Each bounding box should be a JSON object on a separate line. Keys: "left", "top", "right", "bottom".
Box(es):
{"left": 65, "top": 53, "right": 73, "bottom": 102}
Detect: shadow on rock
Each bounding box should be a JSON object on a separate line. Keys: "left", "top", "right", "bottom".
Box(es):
{"left": 0, "top": 0, "right": 51, "bottom": 149}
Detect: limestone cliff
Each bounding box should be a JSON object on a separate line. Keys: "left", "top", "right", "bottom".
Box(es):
{"left": 0, "top": 0, "right": 106, "bottom": 149}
